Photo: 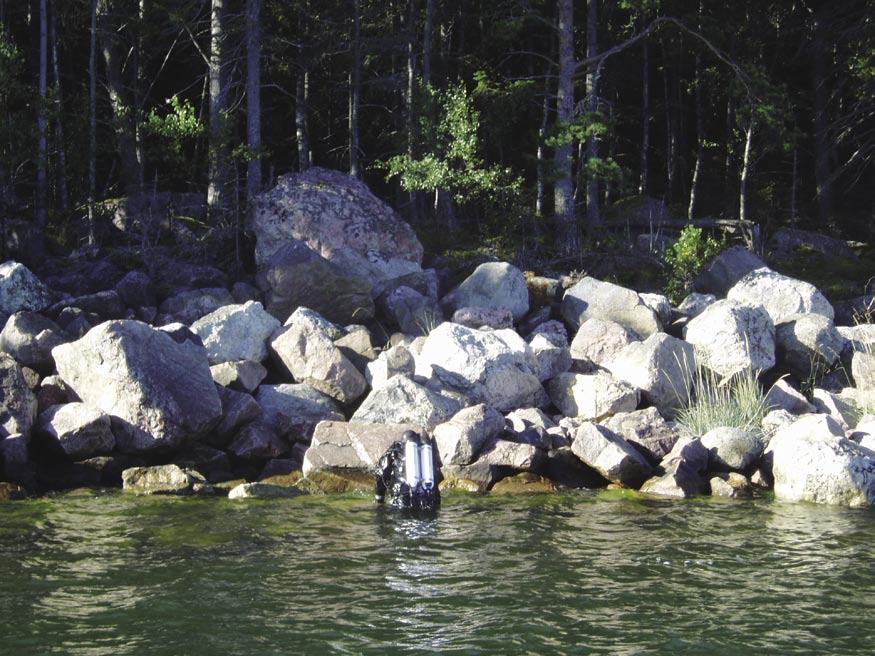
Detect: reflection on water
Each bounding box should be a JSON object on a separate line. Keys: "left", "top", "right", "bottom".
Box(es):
{"left": 1, "top": 491, "right": 874, "bottom": 655}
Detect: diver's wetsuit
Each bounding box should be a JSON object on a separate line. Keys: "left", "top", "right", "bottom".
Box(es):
{"left": 374, "top": 431, "right": 440, "bottom": 512}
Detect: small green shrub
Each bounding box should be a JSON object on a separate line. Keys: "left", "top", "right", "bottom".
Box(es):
{"left": 675, "top": 363, "right": 769, "bottom": 439}
{"left": 663, "top": 225, "right": 725, "bottom": 304}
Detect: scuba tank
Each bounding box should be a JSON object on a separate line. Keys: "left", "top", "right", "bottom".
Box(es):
{"left": 404, "top": 436, "right": 422, "bottom": 489}
{"left": 419, "top": 442, "right": 435, "bottom": 491}
{"left": 373, "top": 430, "right": 440, "bottom": 512}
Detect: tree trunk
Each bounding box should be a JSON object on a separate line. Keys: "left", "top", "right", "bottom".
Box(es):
{"left": 246, "top": 0, "right": 262, "bottom": 203}
{"left": 134, "top": 0, "right": 145, "bottom": 188}
{"left": 662, "top": 42, "right": 676, "bottom": 201}
{"left": 639, "top": 31, "right": 650, "bottom": 196}
{"left": 553, "top": 0, "right": 576, "bottom": 254}
{"left": 739, "top": 118, "right": 754, "bottom": 223}
{"left": 97, "top": 0, "right": 142, "bottom": 196}
{"left": 349, "top": 0, "right": 361, "bottom": 177}
{"left": 405, "top": 0, "right": 417, "bottom": 222}
{"left": 88, "top": 0, "right": 97, "bottom": 245}
{"left": 723, "top": 92, "right": 735, "bottom": 216}
{"left": 296, "top": 70, "right": 311, "bottom": 171}
{"left": 422, "top": 0, "right": 434, "bottom": 86}
{"left": 584, "top": 0, "right": 600, "bottom": 230}
{"left": 790, "top": 144, "right": 799, "bottom": 224}
{"left": 687, "top": 44, "right": 704, "bottom": 217}
{"left": 34, "top": 0, "right": 47, "bottom": 258}
{"left": 50, "top": 4, "right": 69, "bottom": 214}
{"left": 812, "top": 3, "right": 834, "bottom": 225}
{"left": 535, "top": 63, "right": 551, "bottom": 218}
{"left": 207, "top": 0, "right": 230, "bottom": 223}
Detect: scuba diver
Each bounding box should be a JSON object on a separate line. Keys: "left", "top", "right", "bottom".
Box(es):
{"left": 374, "top": 430, "right": 441, "bottom": 513}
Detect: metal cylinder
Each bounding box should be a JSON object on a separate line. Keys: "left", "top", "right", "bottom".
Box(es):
{"left": 419, "top": 443, "right": 435, "bottom": 490}
{"left": 404, "top": 439, "right": 421, "bottom": 488}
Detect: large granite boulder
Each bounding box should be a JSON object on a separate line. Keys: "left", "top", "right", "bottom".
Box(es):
{"left": 640, "top": 437, "right": 710, "bottom": 498}
{"left": 252, "top": 167, "right": 423, "bottom": 284}
{"left": 683, "top": 300, "right": 775, "bottom": 377}
{"left": 775, "top": 314, "right": 846, "bottom": 379}
{"left": 0, "top": 311, "right": 69, "bottom": 374}
{"left": 351, "top": 375, "right": 461, "bottom": 431}
{"left": 270, "top": 322, "right": 367, "bottom": 404}
{"left": 561, "top": 277, "right": 660, "bottom": 337}
{"left": 365, "top": 344, "right": 415, "bottom": 390}
{"left": 51, "top": 320, "right": 222, "bottom": 453}
{"left": 571, "top": 422, "right": 653, "bottom": 488}
{"left": 378, "top": 286, "right": 442, "bottom": 335}
{"left": 546, "top": 371, "right": 639, "bottom": 421}
{"left": 527, "top": 324, "right": 572, "bottom": 382}
{"left": 254, "top": 383, "right": 344, "bottom": 443}
{"left": 601, "top": 407, "right": 681, "bottom": 464}
{"left": 604, "top": 333, "right": 695, "bottom": 418}
{"left": 210, "top": 360, "right": 267, "bottom": 393}
{"left": 114, "top": 270, "right": 156, "bottom": 308}
{"left": 191, "top": 301, "right": 281, "bottom": 364}
{"left": 692, "top": 246, "right": 766, "bottom": 297}
{"left": 764, "top": 379, "right": 815, "bottom": 415}
{"left": 158, "top": 287, "right": 235, "bottom": 325}
{"left": 121, "top": 464, "right": 208, "bottom": 495}
{"left": 440, "top": 262, "right": 529, "bottom": 322}
{"left": 37, "top": 402, "right": 115, "bottom": 460}
{"left": 700, "top": 426, "right": 764, "bottom": 473}
{"left": 257, "top": 240, "right": 375, "bottom": 325}
{"left": 0, "top": 261, "right": 53, "bottom": 315}
{"left": 569, "top": 318, "right": 638, "bottom": 371}
{"left": 767, "top": 414, "right": 875, "bottom": 507}
{"left": 727, "top": 267, "right": 834, "bottom": 324}
{"left": 433, "top": 403, "right": 505, "bottom": 466}
{"left": 0, "top": 353, "right": 38, "bottom": 439}
{"left": 227, "top": 420, "right": 289, "bottom": 460}
{"left": 417, "top": 322, "right": 547, "bottom": 412}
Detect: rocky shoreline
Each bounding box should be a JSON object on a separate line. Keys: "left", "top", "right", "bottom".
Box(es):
{"left": 0, "top": 168, "right": 873, "bottom": 507}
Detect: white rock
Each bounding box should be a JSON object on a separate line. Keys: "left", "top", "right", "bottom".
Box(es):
{"left": 191, "top": 301, "right": 282, "bottom": 364}
{"left": 571, "top": 422, "right": 652, "bottom": 488}
{"left": 727, "top": 267, "right": 834, "bottom": 324}
{"left": 569, "top": 319, "right": 638, "bottom": 371}
{"left": 37, "top": 402, "right": 114, "bottom": 460}
{"left": 433, "top": 403, "right": 505, "bottom": 466}
{"left": 546, "top": 371, "right": 639, "bottom": 421}
{"left": 441, "top": 262, "right": 529, "bottom": 322}
{"left": 561, "top": 277, "right": 661, "bottom": 337}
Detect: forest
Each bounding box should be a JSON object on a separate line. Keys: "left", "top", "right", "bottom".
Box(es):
{"left": 0, "top": 0, "right": 872, "bottom": 273}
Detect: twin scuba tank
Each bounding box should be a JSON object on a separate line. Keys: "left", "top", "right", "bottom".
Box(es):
{"left": 403, "top": 436, "right": 436, "bottom": 496}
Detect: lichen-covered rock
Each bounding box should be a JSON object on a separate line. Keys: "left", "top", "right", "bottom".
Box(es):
{"left": 191, "top": 301, "right": 281, "bottom": 364}
{"left": 121, "top": 464, "right": 208, "bottom": 495}
{"left": 270, "top": 322, "right": 367, "bottom": 404}
{"left": 284, "top": 306, "right": 346, "bottom": 339}
{"left": 380, "top": 286, "right": 442, "bottom": 335}
{"left": 526, "top": 324, "right": 572, "bottom": 382}
{"left": 0, "top": 261, "right": 53, "bottom": 315}
{"left": 700, "top": 426, "right": 763, "bottom": 473}
{"left": 683, "top": 300, "right": 775, "bottom": 377}
{"left": 765, "top": 379, "right": 815, "bottom": 415}
{"left": 433, "top": 403, "right": 505, "bottom": 466}
{"left": 569, "top": 318, "right": 638, "bottom": 371}
{"left": 441, "top": 262, "right": 529, "bottom": 322}
{"left": 158, "top": 287, "right": 235, "bottom": 325}
{"left": 351, "top": 375, "right": 461, "bottom": 431}
{"left": 852, "top": 350, "right": 875, "bottom": 390}
{"left": 546, "top": 371, "right": 639, "bottom": 421}
{"left": 37, "top": 402, "right": 114, "bottom": 460}
{"left": 640, "top": 437, "right": 709, "bottom": 498}
{"left": 693, "top": 246, "right": 766, "bottom": 297}
{"left": 210, "top": 359, "right": 267, "bottom": 393}
{"left": 52, "top": 320, "right": 222, "bottom": 453}
{"left": 767, "top": 414, "right": 875, "bottom": 506}
{"left": 775, "top": 314, "right": 846, "bottom": 380}
{"left": 677, "top": 293, "right": 716, "bottom": 319}
{"left": 571, "top": 422, "right": 652, "bottom": 488}
{"left": 417, "top": 322, "right": 546, "bottom": 412}
{"left": 604, "top": 333, "right": 695, "bottom": 419}
{"left": 254, "top": 383, "right": 344, "bottom": 442}
{"left": 365, "top": 344, "right": 415, "bottom": 391}
{"left": 727, "top": 267, "right": 834, "bottom": 324}
{"left": 0, "top": 353, "right": 37, "bottom": 439}
{"left": 451, "top": 306, "right": 514, "bottom": 330}
{"left": 561, "top": 277, "right": 660, "bottom": 337}
{"left": 475, "top": 438, "right": 543, "bottom": 472}
{"left": 812, "top": 388, "right": 860, "bottom": 430}
{"left": 640, "top": 293, "right": 672, "bottom": 326}
{"left": 0, "top": 312, "right": 68, "bottom": 373}
{"left": 252, "top": 167, "right": 423, "bottom": 284}
{"left": 601, "top": 407, "right": 680, "bottom": 464}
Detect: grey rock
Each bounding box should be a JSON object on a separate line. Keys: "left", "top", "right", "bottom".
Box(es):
{"left": 640, "top": 293, "right": 672, "bottom": 326}
{"left": 852, "top": 350, "right": 875, "bottom": 390}
{"left": 0, "top": 261, "right": 53, "bottom": 315}
{"left": 527, "top": 327, "right": 572, "bottom": 383}
{"left": 158, "top": 287, "right": 235, "bottom": 325}
{"left": 284, "top": 306, "right": 346, "bottom": 339}
{"left": 227, "top": 420, "right": 288, "bottom": 460}
{"left": 191, "top": 301, "right": 281, "bottom": 364}
{"left": 775, "top": 314, "right": 846, "bottom": 379}
{"left": 441, "top": 262, "right": 529, "bottom": 322}
{"left": 546, "top": 371, "right": 639, "bottom": 421}
{"left": 254, "top": 383, "right": 344, "bottom": 442}
{"left": 228, "top": 482, "right": 303, "bottom": 499}
{"left": 0, "top": 311, "right": 68, "bottom": 373}
{"left": 561, "top": 277, "right": 661, "bottom": 338}
{"left": 121, "top": 464, "right": 207, "bottom": 495}
{"left": 693, "top": 246, "right": 766, "bottom": 297}
{"left": 684, "top": 300, "right": 775, "bottom": 377}
{"left": 569, "top": 319, "right": 638, "bottom": 371}
{"left": 812, "top": 388, "right": 860, "bottom": 430}
{"left": 333, "top": 326, "right": 377, "bottom": 372}
{"left": 0, "top": 353, "right": 37, "bottom": 439}
{"left": 505, "top": 407, "right": 557, "bottom": 449}
{"left": 727, "top": 267, "right": 834, "bottom": 324}
{"left": 761, "top": 408, "right": 797, "bottom": 444}
{"left": 769, "top": 227, "right": 858, "bottom": 260}
{"left": 700, "top": 426, "right": 764, "bottom": 473}
{"left": 211, "top": 386, "right": 262, "bottom": 445}
{"left": 365, "top": 344, "right": 415, "bottom": 390}
{"left": 571, "top": 422, "right": 652, "bottom": 488}
{"left": 351, "top": 375, "right": 461, "bottom": 431}
{"left": 765, "top": 379, "right": 815, "bottom": 415}
{"left": 433, "top": 403, "right": 505, "bottom": 466}
{"left": 52, "top": 320, "right": 222, "bottom": 453}
{"left": 37, "top": 402, "right": 114, "bottom": 460}
{"left": 476, "top": 438, "right": 543, "bottom": 472}
{"left": 378, "top": 286, "right": 442, "bottom": 336}
{"left": 210, "top": 360, "right": 267, "bottom": 393}
{"left": 36, "top": 375, "right": 70, "bottom": 414}
{"left": 173, "top": 445, "right": 231, "bottom": 481}
{"left": 602, "top": 407, "right": 681, "bottom": 464}
{"left": 231, "top": 281, "right": 261, "bottom": 304}
{"left": 0, "top": 433, "right": 31, "bottom": 485}
{"left": 640, "top": 437, "right": 710, "bottom": 498}
{"left": 709, "top": 472, "right": 753, "bottom": 498}
{"left": 114, "top": 271, "right": 156, "bottom": 308}
{"left": 451, "top": 306, "right": 514, "bottom": 330}
{"left": 677, "top": 293, "right": 716, "bottom": 319}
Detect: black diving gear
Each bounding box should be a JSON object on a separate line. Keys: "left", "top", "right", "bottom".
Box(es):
{"left": 374, "top": 430, "right": 441, "bottom": 512}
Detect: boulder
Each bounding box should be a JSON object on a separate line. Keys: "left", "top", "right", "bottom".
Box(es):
{"left": 227, "top": 420, "right": 288, "bottom": 460}
{"left": 191, "top": 301, "right": 281, "bottom": 364}
{"left": 451, "top": 307, "right": 514, "bottom": 331}
{"left": 158, "top": 287, "right": 235, "bottom": 325}
{"left": 677, "top": 293, "right": 716, "bottom": 319}
{"left": 0, "top": 311, "right": 68, "bottom": 373}
{"left": 228, "top": 482, "right": 303, "bottom": 499}
{"left": 561, "top": 277, "right": 660, "bottom": 337}
{"left": 36, "top": 375, "right": 70, "bottom": 413}
{"left": 569, "top": 319, "right": 638, "bottom": 371}
{"left": 0, "top": 434, "right": 32, "bottom": 485}
{"left": 710, "top": 472, "right": 753, "bottom": 498}
{"left": 121, "top": 464, "right": 208, "bottom": 495}
{"left": 37, "top": 403, "right": 114, "bottom": 460}
{"left": 601, "top": 407, "right": 681, "bottom": 464}
{"left": 767, "top": 414, "right": 875, "bottom": 506}
{"left": 351, "top": 375, "right": 461, "bottom": 431}
{"left": 209, "top": 360, "right": 267, "bottom": 393}
{"left": 417, "top": 322, "right": 546, "bottom": 412}
{"left": 433, "top": 403, "right": 505, "bottom": 466}
{"left": 51, "top": 320, "right": 222, "bottom": 453}
{"left": 541, "top": 447, "right": 608, "bottom": 489}
{"left": 152, "top": 257, "right": 227, "bottom": 290}
{"left": 0, "top": 353, "right": 37, "bottom": 439}
{"left": 254, "top": 383, "right": 344, "bottom": 442}
{"left": 571, "top": 422, "right": 652, "bottom": 488}
{"left": 640, "top": 293, "right": 672, "bottom": 326}
{"left": 378, "top": 286, "right": 442, "bottom": 335}
{"left": 812, "top": 388, "right": 860, "bottom": 430}
{"left": 257, "top": 240, "right": 375, "bottom": 325}
{"left": 683, "top": 300, "right": 775, "bottom": 377}
{"left": 114, "top": 270, "right": 156, "bottom": 308}
{"left": 546, "top": 371, "right": 639, "bottom": 421}
{"left": 49, "top": 290, "right": 126, "bottom": 322}
{"left": 769, "top": 227, "right": 858, "bottom": 260}
{"left": 852, "top": 350, "right": 875, "bottom": 390}
{"left": 365, "top": 344, "right": 415, "bottom": 390}
{"left": 764, "top": 379, "right": 815, "bottom": 415}
{"left": 284, "top": 306, "right": 346, "bottom": 339}
{"left": 211, "top": 386, "right": 262, "bottom": 445}
{"left": 270, "top": 322, "right": 367, "bottom": 404}
{"left": 252, "top": 167, "right": 423, "bottom": 284}
{"left": 604, "top": 333, "right": 695, "bottom": 418}
{"left": 639, "top": 437, "right": 710, "bottom": 498}
{"left": 441, "top": 262, "right": 529, "bottom": 322}
{"left": 761, "top": 408, "right": 797, "bottom": 444}
{"left": 173, "top": 445, "right": 232, "bottom": 482}
{"left": 693, "top": 246, "right": 766, "bottom": 297}
{"left": 527, "top": 328, "right": 572, "bottom": 383}
{"left": 504, "top": 407, "right": 557, "bottom": 449}
{"left": 700, "top": 426, "right": 764, "bottom": 473}
{"left": 231, "top": 281, "right": 261, "bottom": 304}
{"left": 302, "top": 421, "right": 422, "bottom": 491}
{"left": 526, "top": 276, "right": 562, "bottom": 309}
{"left": 727, "top": 267, "right": 834, "bottom": 324}
{"left": 775, "top": 314, "right": 846, "bottom": 380}
{"left": 333, "top": 326, "right": 378, "bottom": 372}
{"left": 490, "top": 473, "right": 556, "bottom": 494}
{"left": 476, "top": 438, "right": 543, "bottom": 472}
{"left": 0, "top": 261, "right": 53, "bottom": 315}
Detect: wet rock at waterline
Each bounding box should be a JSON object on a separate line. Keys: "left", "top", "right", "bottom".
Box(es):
{"left": 639, "top": 437, "right": 710, "bottom": 498}
{"left": 52, "top": 320, "right": 222, "bottom": 453}
{"left": 601, "top": 407, "right": 680, "bottom": 464}
{"left": 700, "top": 426, "right": 764, "bottom": 474}
{"left": 121, "top": 464, "right": 210, "bottom": 495}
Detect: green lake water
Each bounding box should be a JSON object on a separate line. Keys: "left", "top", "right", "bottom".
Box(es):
{"left": 1, "top": 490, "right": 874, "bottom": 655}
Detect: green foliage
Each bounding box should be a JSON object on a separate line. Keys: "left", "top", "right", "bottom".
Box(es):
{"left": 676, "top": 364, "right": 769, "bottom": 440}
{"left": 144, "top": 95, "right": 204, "bottom": 181}
{"left": 0, "top": 32, "right": 35, "bottom": 193}
{"left": 382, "top": 80, "right": 522, "bottom": 205}
{"left": 662, "top": 225, "right": 725, "bottom": 304}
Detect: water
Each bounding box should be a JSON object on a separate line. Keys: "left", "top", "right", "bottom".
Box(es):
{"left": 1, "top": 490, "right": 874, "bottom": 656}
